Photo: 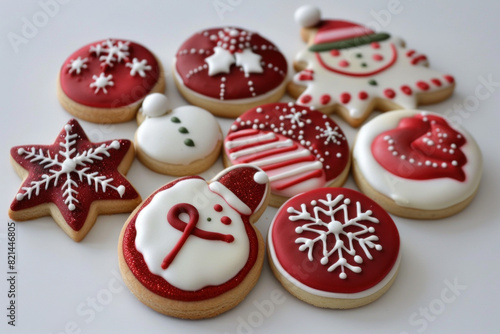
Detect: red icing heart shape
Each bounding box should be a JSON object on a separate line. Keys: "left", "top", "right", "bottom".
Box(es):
{"left": 371, "top": 113, "right": 467, "bottom": 181}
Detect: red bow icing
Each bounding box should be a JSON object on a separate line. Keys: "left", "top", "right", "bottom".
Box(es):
{"left": 371, "top": 113, "right": 467, "bottom": 181}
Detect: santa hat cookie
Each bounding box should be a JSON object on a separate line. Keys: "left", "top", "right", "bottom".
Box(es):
{"left": 118, "top": 165, "right": 270, "bottom": 319}
{"left": 135, "top": 93, "right": 222, "bottom": 176}
{"left": 173, "top": 27, "right": 288, "bottom": 118}
{"left": 288, "top": 5, "right": 456, "bottom": 127}
{"left": 268, "top": 187, "right": 401, "bottom": 309}
{"left": 9, "top": 119, "right": 141, "bottom": 242}
{"left": 57, "top": 38, "right": 165, "bottom": 123}
{"left": 352, "top": 110, "right": 482, "bottom": 219}
{"left": 223, "top": 102, "right": 351, "bottom": 207}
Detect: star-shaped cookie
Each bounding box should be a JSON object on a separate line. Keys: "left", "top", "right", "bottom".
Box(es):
{"left": 9, "top": 119, "right": 141, "bottom": 241}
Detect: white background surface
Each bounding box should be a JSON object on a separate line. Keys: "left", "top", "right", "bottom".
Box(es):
{"left": 1, "top": 0, "right": 499, "bottom": 333}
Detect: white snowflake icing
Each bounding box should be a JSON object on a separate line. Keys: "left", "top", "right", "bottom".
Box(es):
{"left": 279, "top": 106, "right": 312, "bottom": 128}
{"left": 126, "top": 57, "right": 152, "bottom": 77}
{"left": 89, "top": 39, "right": 130, "bottom": 68}
{"left": 90, "top": 73, "right": 114, "bottom": 94}
{"left": 287, "top": 193, "right": 382, "bottom": 279}
{"left": 67, "top": 56, "right": 88, "bottom": 74}
{"left": 315, "top": 122, "right": 345, "bottom": 145}
{"left": 15, "top": 124, "right": 126, "bottom": 211}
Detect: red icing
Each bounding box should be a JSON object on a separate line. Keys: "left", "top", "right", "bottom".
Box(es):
{"left": 406, "top": 50, "right": 416, "bottom": 57}
{"left": 300, "top": 94, "right": 312, "bottom": 104}
{"left": 221, "top": 216, "right": 232, "bottom": 225}
{"left": 338, "top": 60, "right": 349, "bottom": 67}
{"left": 271, "top": 187, "right": 400, "bottom": 294}
{"left": 372, "top": 54, "right": 383, "bottom": 61}
{"left": 416, "top": 81, "right": 430, "bottom": 91}
{"left": 444, "top": 75, "right": 455, "bottom": 83}
{"left": 320, "top": 94, "right": 331, "bottom": 105}
{"left": 371, "top": 42, "right": 380, "bottom": 49}
{"left": 214, "top": 204, "right": 223, "bottom": 212}
{"left": 162, "top": 203, "right": 234, "bottom": 270}
{"left": 410, "top": 55, "right": 427, "bottom": 65}
{"left": 359, "top": 91, "right": 369, "bottom": 100}
{"left": 10, "top": 119, "right": 139, "bottom": 231}
{"left": 175, "top": 27, "right": 287, "bottom": 100}
{"left": 431, "top": 78, "right": 442, "bottom": 87}
{"left": 330, "top": 49, "right": 340, "bottom": 57}
{"left": 59, "top": 39, "right": 161, "bottom": 108}
{"left": 401, "top": 85, "right": 412, "bottom": 95}
{"left": 298, "top": 69, "right": 314, "bottom": 81}
{"left": 122, "top": 175, "right": 260, "bottom": 301}
{"left": 225, "top": 103, "right": 349, "bottom": 190}
{"left": 371, "top": 113, "right": 467, "bottom": 181}
{"left": 315, "top": 43, "right": 398, "bottom": 77}
{"left": 384, "top": 88, "right": 396, "bottom": 99}
{"left": 314, "top": 20, "right": 375, "bottom": 45}
{"left": 340, "top": 92, "right": 351, "bottom": 104}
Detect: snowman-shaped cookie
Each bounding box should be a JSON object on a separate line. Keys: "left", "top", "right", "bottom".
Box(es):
{"left": 288, "top": 6, "right": 455, "bottom": 127}
{"left": 118, "top": 165, "right": 270, "bottom": 319}
{"left": 135, "top": 93, "right": 222, "bottom": 176}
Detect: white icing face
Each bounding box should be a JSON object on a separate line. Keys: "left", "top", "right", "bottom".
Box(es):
{"left": 353, "top": 110, "right": 482, "bottom": 210}
{"left": 136, "top": 105, "right": 221, "bottom": 165}
{"left": 134, "top": 178, "right": 250, "bottom": 291}
{"left": 316, "top": 41, "right": 397, "bottom": 76}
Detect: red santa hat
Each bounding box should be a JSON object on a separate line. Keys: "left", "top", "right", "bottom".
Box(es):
{"left": 209, "top": 165, "right": 269, "bottom": 216}
{"left": 294, "top": 5, "right": 390, "bottom": 52}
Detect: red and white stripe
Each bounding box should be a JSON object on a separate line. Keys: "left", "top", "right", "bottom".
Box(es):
{"left": 225, "top": 129, "right": 324, "bottom": 192}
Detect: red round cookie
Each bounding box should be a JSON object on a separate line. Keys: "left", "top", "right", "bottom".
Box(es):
{"left": 223, "top": 102, "right": 350, "bottom": 207}
{"left": 268, "top": 187, "right": 400, "bottom": 308}
{"left": 174, "top": 27, "right": 288, "bottom": 116}
{"left": 58, "top": 38, "right": 164, "bottom": 123}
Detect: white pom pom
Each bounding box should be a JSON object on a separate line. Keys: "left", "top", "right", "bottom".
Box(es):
{"left": 141, "top": 93, "right": 169, "bottom": 118}
{"left": 294, "top": 5, "right": 321, "bottom": 28}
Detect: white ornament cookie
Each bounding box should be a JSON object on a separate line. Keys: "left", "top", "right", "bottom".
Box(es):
{"left": 352, "top": 110, "right": 482, "bottom": 219}
{"left": 135, "top": 94, "right": 222, "bottom": 176}
{"left": 288, "top": 6, "right": 455, "bottom": 127}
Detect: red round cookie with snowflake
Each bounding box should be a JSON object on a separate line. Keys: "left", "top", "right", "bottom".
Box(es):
{"left": 268, "top": 187, "right": 400, "bottom": 308}
{"left": 352, "top": 110, "right": 482, "bottom": 219}
{"left": 119, "top": 165, "right": 270, "bottom": 319}
{"left": 223, "top": 102, "right": 350, "bottom": 207}
{"left": 58, "top": 38, "right": 165, "bottom": 123}
{"left": 173, "top": 27, "right": 288, "bottom": 117}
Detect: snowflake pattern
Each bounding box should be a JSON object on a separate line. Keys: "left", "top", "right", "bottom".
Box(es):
{"left": 67, "top": 56, "right": 88, "bottom": 74}
{"left": 287, "top": 193, "right": 382, "bottom": 279}
{"left": 315, "top": 122, "right": 345, "bottom": 146}
{"left": 15, "top": 123, "right": 127, "bottom": 212}
{"left": 126, "top": 58, "right": 152, "bottom": 77}
{"left": 89, "top": 39, "right": 130, "bottom": 68}
{"left": 90, "top": 73, "right": 114, "bottom": 94}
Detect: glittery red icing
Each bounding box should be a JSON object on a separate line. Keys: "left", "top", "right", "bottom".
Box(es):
{"left": 59, "top": 39, "right": 161, "bottom": 108}
{"left": 10, "top": 119, "right": 139, "bottom": 231}
{"left": 175, "top": 27, "right": 287, "bottom": 100}
{"left": 371, "top": 113, "right": 467, "bottom": 181}
{"left": 122, "top": 176, "right": 259, "bottom": 301}
{"left": 271, "top": 187, "right": 400, "bottom": 294}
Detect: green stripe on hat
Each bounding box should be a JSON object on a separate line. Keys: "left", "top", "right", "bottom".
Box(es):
{"left": 309, "top": 32, "right": 391, "bottom": 52}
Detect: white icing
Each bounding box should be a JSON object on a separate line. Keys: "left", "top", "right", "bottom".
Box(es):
{"left": 126, "top": 58, "right": 152, "bottom": 77}
{"left": 140, "top": 93, "right": 169, "bottom": 118}
{"left": 353, "top": 110, "right": 482, "bottom": 210}
{"left": 205, "top": 46, "right": 235, "bottom": 75}
{"left": 67, "top": 56, "right": 88, "bottom": 74}
{"left": 234, "top": 48, "right": 263, "bottom": 75}
{"left": 268, "top": 161, "right": 323, "bottom": 182}
{"left": 136, "top": 105, "right": 221, "bottom": 165}
{"left": 209, "top": 182, "right": 252, "bottom": 216}
{"left": 293, "top": 37, "right": 454, "bottom": 119}
{"left": 135, "top": 179, "right": 250, "bottom": 291}
{"left": 294, "top": 5, "right": 321, "bottom": 28}
{"left": 89, "top": 73, "right": 114, "bottom": 94}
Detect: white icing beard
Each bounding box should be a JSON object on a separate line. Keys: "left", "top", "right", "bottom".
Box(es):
{"left": 134, "top": 179, "right": 250, "bottom": 291}
{"left": 353, "top": 110, "right": 482, "bottom": 210}
{"left": 294, "top": 37, "right": 452, "bottom": 119}
{"left": 136, "top": 106, "right": 221, "bottom": 165}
